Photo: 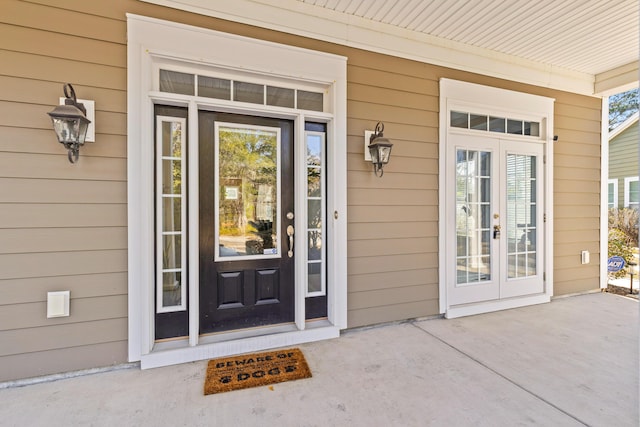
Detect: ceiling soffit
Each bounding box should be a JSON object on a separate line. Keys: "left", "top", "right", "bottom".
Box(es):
{"left": 142, "top": 0, "right": 639, "bottom": 96}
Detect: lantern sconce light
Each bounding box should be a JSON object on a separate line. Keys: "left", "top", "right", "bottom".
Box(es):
{"left": 47, "top": 83, "right": 95, "bottom": 163}
{"left": 365, "top": 122, "right": 393, "bottom": 177}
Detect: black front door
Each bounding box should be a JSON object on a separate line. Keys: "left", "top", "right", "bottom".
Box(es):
{"left": 199, "top": 112, "right": 295, "bottom": 334}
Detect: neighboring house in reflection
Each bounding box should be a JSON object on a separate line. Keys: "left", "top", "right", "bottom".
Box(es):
{"left": 609, "top": 112, "right": 639, "bottom": 209}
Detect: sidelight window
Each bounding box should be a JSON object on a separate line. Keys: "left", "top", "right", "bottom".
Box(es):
{"left": 306, "top": 130, "right": 326, "bottom": 296}
{"left": 156, "top": 116, "right": 187, "bottom": 312}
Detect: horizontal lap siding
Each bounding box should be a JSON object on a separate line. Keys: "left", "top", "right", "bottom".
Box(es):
{"left": 0, "top": 0, "right": 128, "bottom": 381}
{"left": 346, "top": 58, "right": 440, "bottom": 327}
{"left": 0, "top": 0, "right": 604, "bottom": 380}
{"left": 609, "top": 124, "right": 639, "bottom": 208}
{"left": 552, "top": 97, "right": 602, "bottom": 294}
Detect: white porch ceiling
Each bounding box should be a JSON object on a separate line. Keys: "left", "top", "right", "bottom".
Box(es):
{"left": 143, "top": 0, "right": 639, "bottom": 95}
{"left": 298, "top": 0, "right": 638, "bottom": 78}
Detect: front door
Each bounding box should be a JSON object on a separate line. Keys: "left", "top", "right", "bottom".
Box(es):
{"left": 447, "top": 134, "right": 544, "bottom": 306}
{"left": 199, "top": 112, "right": 295, "bottom": 334}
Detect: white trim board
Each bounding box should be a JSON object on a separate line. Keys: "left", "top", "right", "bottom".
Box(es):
{"left": 141, "top": 0, "right": 597, "bottom": 96}
{"left": 127, "top": 14, "right": 348, "bottom": 367}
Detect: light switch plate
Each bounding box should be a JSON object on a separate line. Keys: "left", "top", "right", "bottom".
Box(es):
{"left": 47, "top": 291, "right": 70, "bottom": 318}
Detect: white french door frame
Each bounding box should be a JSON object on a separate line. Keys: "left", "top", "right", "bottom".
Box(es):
{"left": 439, "top": 79, "right": 555, "bottom": 319}
{"left": 127, "top": 15, "right": 347, "bottom": 368}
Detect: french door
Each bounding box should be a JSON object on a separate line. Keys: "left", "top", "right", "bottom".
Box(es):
{"left": 447, "top": 134, "right": 544, "bottom": 307}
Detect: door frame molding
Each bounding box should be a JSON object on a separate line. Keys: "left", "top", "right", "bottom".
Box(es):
{"left": 438, "top": 78, "right": 555, "bottom": 318}
{"left": 127, "top": 15, "right": 347, "bottom": 368}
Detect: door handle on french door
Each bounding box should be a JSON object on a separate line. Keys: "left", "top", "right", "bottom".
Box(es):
{"left": 287, "top": 225, "right": 294, "bottom": 258}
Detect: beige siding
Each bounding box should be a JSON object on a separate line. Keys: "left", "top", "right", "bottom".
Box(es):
{"left": 0, "top": 0, "right": 128, "bottom": 382}
{"left": 552, "top": 97, "right": 602, "bottom": 294}
{"left": 0, "top": 0, "right": 604, "bottom": 380}
{"left": 609, "top": 122, "right": 639, "bottom": 207}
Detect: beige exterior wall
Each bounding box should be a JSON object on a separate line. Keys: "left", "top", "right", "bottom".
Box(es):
{"left": 0, "top": 0, "right": 602, "bottom": 381}
{"left": 609, "top": 122, "right": 639, "bottom": 207}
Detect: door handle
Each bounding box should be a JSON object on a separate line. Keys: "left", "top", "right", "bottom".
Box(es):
{"left": 287, "top": 225, "right": 294, "bottom": 258}
{"left": 493, "top": 225, "right": 501, "bottom": 239}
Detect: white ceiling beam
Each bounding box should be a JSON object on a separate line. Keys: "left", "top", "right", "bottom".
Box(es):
{"left": 594, "top": 61, "right": 639, "bottom": 96}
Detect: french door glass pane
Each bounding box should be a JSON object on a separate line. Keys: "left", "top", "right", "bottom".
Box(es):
{"left": 506, "top": 154, "right": 537, "bottom": 278}
{"left": 217, "top": 126, "right": 279, "bottom": 258}
{"left": 456, "top": 149, "right": 492, "bottom": 285}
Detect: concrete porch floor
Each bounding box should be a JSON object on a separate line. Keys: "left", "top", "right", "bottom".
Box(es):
{"left": 1, "top": 293, "right": 637, "bottom": 427}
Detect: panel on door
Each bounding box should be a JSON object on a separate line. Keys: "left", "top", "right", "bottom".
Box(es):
{"left": 199, "top": 112, "right": 295, "bottom": 334}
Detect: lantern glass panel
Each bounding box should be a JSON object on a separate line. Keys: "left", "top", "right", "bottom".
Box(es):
{"left": 368, "top": 144, "right": 380, "bottom": 163}
{"left": 379, "top": 145, "right": 392, "bottom": 164}
{"left": 51, "top": 117, "right": 88, "bottom": 144}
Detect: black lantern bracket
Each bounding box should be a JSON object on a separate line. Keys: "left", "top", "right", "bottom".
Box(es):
{"left": 47, "top": 83, "right": 95, "bottom": 163}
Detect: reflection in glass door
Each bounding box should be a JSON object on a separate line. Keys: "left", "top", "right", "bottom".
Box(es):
{"left": 506, "top": 154, "right": 537, "bottom": 279}
{"left": 215, "top": 124, "right": 281, "bottom": 260}
{"left": 456, "top": 149, "right": 492, "bottom": 285}
{"left": 500, "top": 143, "right": 544, "bottom": 299}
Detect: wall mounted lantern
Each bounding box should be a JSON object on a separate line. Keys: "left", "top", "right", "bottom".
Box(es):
{"left": 368, "top": 122, "right": 393, "bottom": 177}
{"left": 47, "top": 83, "right": 92, "bottom": 163}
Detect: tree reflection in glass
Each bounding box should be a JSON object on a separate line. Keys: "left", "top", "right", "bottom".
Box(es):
{"left": 217, "top": 126, "right": 279, "bottom": 257}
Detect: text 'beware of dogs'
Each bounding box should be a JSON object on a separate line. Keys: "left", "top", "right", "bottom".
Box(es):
{"left": 204, "top": 348, "right": 311, "bottom": 394}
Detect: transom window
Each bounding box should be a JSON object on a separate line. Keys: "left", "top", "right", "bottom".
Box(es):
{"left": 451, "top": 110, "right": 540, "bottom": 137}
{"left": 159, "top": 69, "right": 324, "bottom": 112}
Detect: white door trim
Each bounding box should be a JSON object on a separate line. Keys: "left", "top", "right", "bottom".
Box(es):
{"left": 127, "top": 14, "right": 347, "bottom": 366}
{"left": 439, "top": 78, "right": 555, "bottom": 318}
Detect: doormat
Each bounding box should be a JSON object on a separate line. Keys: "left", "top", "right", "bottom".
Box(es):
{"left": 204, "top": 348, "right": 311, "bottom": 395}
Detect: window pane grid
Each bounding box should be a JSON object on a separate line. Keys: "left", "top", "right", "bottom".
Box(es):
{"left": 456, "top": 149, "right": 492, "bottom": 285}
{"left": 306, "top": 131, "right": 326, "bottom": 296}
{"left": 506, "top": 154, "right": 537, "bottom": 279}
{"left": 160, "top": 69, "right": 325, "bottom": 112}
{"left": 450, "top": 110, "right": 540, "bottom": 137}
{"left": 156, "top": 117, "right": 187, "bottom": 313}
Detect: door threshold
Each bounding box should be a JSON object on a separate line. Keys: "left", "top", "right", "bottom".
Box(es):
{"left": 140, "top": 321, "right": 339, "bottom": 369}
{"left": 445, "top": 294, "right": 550, "bottom": 319}
{"left": 199, "top": 323, "right": 298, "bottom": 345}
